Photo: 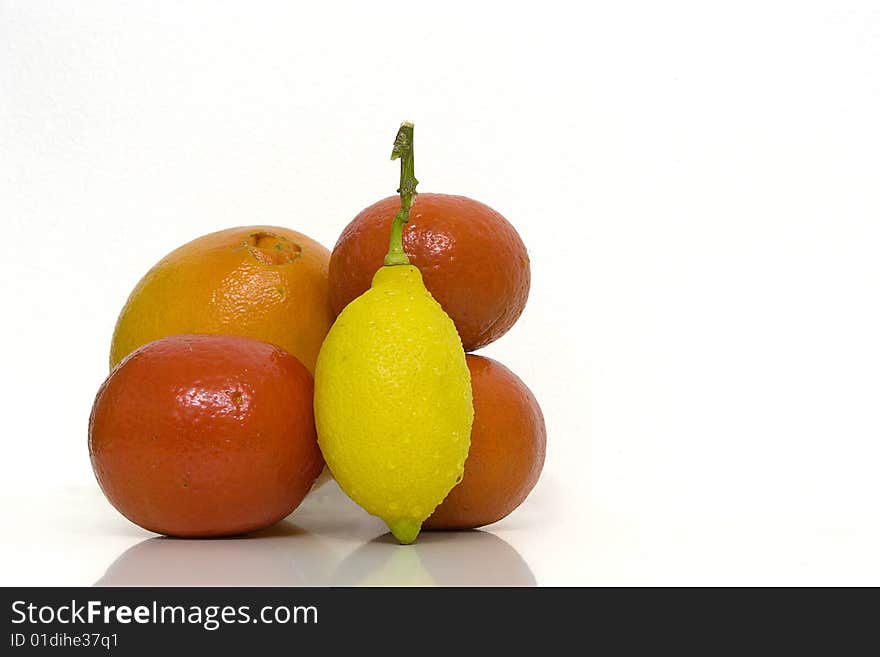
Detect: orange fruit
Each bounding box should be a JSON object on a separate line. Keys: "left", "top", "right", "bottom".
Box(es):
{"left": 89, "top": 334, "right": 324, "bottom": 538}
{"left": 110, "top": 226, "right": 333, "bottom": 373}
{"left": 424, "top": 354, "right": 546, "bottom": 530}
{"left": 329, "top": 194, "right": 530, "bottom": 351}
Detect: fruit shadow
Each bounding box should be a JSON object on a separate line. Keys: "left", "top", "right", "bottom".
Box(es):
{"left": 94, "top": 521, "right": 337, "bottom": 587}
{"left": 332, "top": 530, "right": 537, "bottom": 586}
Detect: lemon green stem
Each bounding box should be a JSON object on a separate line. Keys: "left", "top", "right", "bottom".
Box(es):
{"left": 384, "top": 121, "right": 418, "bottom": 266}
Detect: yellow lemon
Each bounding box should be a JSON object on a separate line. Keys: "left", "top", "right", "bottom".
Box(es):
{"left": 314, "top": 265, "right": 472, "bottom": 544}
{"left": 314, "top": 122, "right": 473, "bottom": 544}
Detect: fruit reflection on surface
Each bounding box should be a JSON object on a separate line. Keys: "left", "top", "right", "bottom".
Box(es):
{"left": 90, "top": 334, "right": 324, "bottom": 538}
{"left": 329, "top": 193, "right": 530, "bottom": 352}
{"left": 314, "top": 123, "right": 473, "bottom": 545}
{"left": 110, "top": 226, "right": 333, "bottom": 374}
{"left": 95, "top": 522, "right": 334, "bottom": 587}
{"left": 425, "top": 354, "right": 546, "bottom": 530}
{"left": 333, "top": 531, "right": 536, "bottom": 586}
{"left": 96, "top": 484, "right": 536, "bottom": 587}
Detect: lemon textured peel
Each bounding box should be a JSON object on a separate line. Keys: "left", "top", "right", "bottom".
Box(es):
{"left": 314, "top": 264, "right": 473, "bottom": 544}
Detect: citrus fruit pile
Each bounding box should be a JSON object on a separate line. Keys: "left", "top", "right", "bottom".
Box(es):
{"left": 88, "top": 122, "right": 546, "bottom": 543}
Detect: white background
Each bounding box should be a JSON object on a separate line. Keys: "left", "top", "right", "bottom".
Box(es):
{"left": 1, "top": 1, "right": 879, "bottom": 586}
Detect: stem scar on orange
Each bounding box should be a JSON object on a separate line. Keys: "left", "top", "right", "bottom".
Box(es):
{"left": 110, "top": 226, "right": 333, "bottom": 373}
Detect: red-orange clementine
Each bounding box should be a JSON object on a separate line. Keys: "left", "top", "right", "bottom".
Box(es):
{"left": 329, "top": 194, "right": 530, "bottom": 351}
{"left": 89, "top": 334, "right": 324, "bottom": 538}
{"left": 424, "top": 354, "right": 546, "bottom": 529}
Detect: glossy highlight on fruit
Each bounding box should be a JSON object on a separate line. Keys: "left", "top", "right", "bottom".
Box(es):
{"left": 89, "top": 334, "right": 324, "bottom": 537}
{"left": 111, "top": 225, "right": 333, "bottom": 373}
{"left": 329, "top": 193, "right": 530, "bottom": 351}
